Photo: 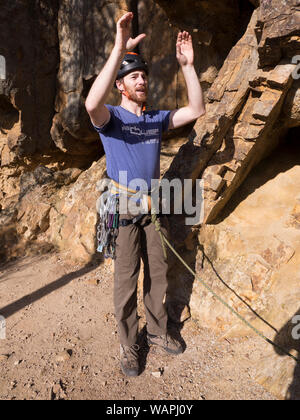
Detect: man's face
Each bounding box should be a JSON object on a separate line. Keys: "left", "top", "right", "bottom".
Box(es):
{"left": 118, "top": 70, "right": 148, "bottom": 103}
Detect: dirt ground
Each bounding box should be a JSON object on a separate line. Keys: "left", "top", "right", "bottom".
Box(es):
{"left": 0, "top": 250, "right": 276, "bottom": 400}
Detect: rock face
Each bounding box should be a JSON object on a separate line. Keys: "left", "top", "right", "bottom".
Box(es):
{"left": 196, "top": 137, "right": 300, "bottom": 401}
{"left": 166, "top": 3, "right": 299, "bottom": 226}
{"left": 161, "top": 0, "right": 300, "bottom": 400}
{"left": 51, "top": 0, "right": 127, "bottom": 156}
{"left": 1, "top": 0, "right": 249, "bottom": 259}
{"left": 0, "top": 0, "right": 59, "bottom": 160}
{"left": 46, "top": 157, "right": 107, "bottom": 263}
{"left": 189, "top": 134, "right": 300, "bottom": 337}
{"left": 256, "top": 0, "right": 300, "bottom": 68}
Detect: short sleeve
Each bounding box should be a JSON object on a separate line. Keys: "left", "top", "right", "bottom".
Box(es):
{"left": 92, "top": 104, "right": 114, "bottom": 134}
{"left": 160, "top": 110, "right": 171, "bottom": 133}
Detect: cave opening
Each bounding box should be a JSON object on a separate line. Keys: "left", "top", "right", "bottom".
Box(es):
{"left": 237, "top": 0, "right": 256, "bottom": 41}
{"left": 250, "top": 124, "right": 300, "bottom": 186}
{"left": 0, "top": 95, "right": 19, "bottom": 132}
{"left": 258, "top": 125, "right": 300, "bottom": 182}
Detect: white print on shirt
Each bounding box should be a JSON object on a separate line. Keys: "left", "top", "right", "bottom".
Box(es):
{"left": 143, "top": 139, "right": 159, "bottom": 144}
{"left": 122, "top": 125, "right": 159, "bottom": 137}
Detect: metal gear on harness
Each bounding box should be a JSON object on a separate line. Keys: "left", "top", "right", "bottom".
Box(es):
{"left": 119, "top": 214, "right": 144, "bottom": 227}
{"left": 96, "top": 178, "right": 152, "bottom": 259}
{"left": 97, "top": 191, "right": 120, "bottom": 259}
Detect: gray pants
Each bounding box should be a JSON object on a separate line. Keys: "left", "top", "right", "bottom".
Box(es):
{"left": 113, "top": 214, "right": 169, "bottom": 346}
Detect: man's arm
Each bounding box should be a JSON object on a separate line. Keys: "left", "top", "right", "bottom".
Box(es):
{"left": 169, "top": 32, "right": 206, "bottom": 130}
{"left": 85, "top": 12, "right": 146, "bottom": 127}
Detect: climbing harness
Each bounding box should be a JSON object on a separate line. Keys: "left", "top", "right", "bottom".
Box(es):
{"left": 150, "top": 210, "right": 300, "bottom": 364}
{"left": 96, "top": 179, "right": 153, "bottom": 259}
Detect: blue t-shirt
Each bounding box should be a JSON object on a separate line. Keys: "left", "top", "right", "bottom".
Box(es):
{"left": 93, "top": 105, "right": 171, "bottom": 190}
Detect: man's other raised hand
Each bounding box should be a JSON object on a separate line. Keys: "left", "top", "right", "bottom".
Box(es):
{"left": 115, "top": 12, "right": 146, "bottom": 52}
{"left": 176, "top": 31, "right": 194, "bottom": 67}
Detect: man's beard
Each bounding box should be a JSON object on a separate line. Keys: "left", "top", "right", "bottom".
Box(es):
{"left": 124, "top": 83, "right": 148, "bottom": 104}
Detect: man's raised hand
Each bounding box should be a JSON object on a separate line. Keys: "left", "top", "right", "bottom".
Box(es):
{"left": 176, "top": 31, "right": 194, "bottom": 67}
{"left": 115, "top": 12, "right": 146, "bottom": 52}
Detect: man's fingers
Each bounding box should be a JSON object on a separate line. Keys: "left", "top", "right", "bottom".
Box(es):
{"left": 126, "top": 33, "right": 146, "bottom": 50}
{"left": 126, "top": 34, "right": 146, "bottom": 51}
{"left": 118, "top": 12, "right": 133, "bottom": 27}
{"left": 120, "top": 11, "right": 133, "bottom": 21}
{"left": 134, "top": 33, "right": 146, "bottom": 44}
{"left": 177, "top": 31, "right": 191, "bottom": 43}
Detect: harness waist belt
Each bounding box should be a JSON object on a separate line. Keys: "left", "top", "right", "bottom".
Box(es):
{"left": 111, "top": 179, "right": 152, "bottom": 212}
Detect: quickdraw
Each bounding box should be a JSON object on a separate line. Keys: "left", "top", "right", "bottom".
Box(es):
{"left": 97, "top": 191, "right": 119, "bottom": 259}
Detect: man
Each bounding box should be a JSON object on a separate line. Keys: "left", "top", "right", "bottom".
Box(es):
{"left": 85, "top": 12, "right": 205, "bottom": 377}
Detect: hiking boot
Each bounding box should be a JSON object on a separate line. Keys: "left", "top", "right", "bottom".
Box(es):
{"left": 120, "top": 344, "right": 140, "bottom": 377}
{"left": 147, "top": 333, "right": 183, "bottom": 355}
